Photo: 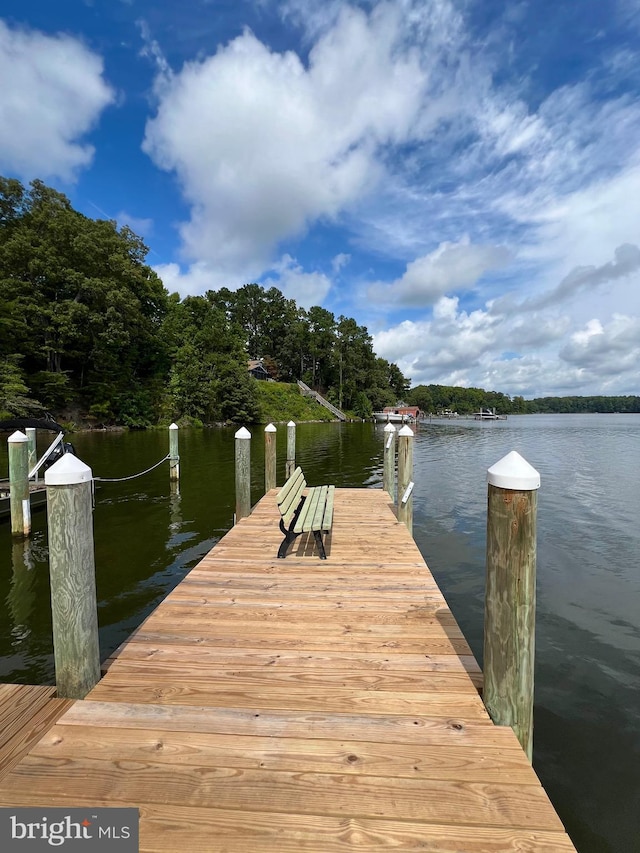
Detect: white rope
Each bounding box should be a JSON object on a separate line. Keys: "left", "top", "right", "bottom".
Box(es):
{"left": 94, "top": 454, "right": 173, "bottom": 483}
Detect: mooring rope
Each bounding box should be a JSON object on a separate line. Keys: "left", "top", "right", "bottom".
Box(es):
{"left": 93, "top": 453, "right": 174, "bottom": 483}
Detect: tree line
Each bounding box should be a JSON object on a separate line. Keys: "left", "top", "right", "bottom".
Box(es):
{"left": 407, "top": 385, "right": 640, "bottom": 415}
{"left": 0, "top": 177, "right": 409, "bottom": 425}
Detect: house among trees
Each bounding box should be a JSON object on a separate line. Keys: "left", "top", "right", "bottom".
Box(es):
{"left": 247, "top": 359, "right": 270, "bottom": 381}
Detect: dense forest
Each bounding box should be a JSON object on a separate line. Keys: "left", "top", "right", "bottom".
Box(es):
{"left": 1, "top": 177, "right": 637, "bottom": 427}
{"left": 0, "top": 177, "right": 408, "bottom": 425}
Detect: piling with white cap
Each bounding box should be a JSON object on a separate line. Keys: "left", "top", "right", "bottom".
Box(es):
{"left": 235, "top": 427, "right": 252, "bottom": 522}
{"left": 383, "top": 423, "right": 396, "bottom": 500}
{"left": 483, "top": 450, "right": 540, "bottom": 761}
{"left": 265, "top": 423, "right": 277, "bottom": 493}
{"left": 169, "top": 422, "right": 179, "bottom": 482}
{"left": 286, "top": 421, "right": 296, "bottom": 479}
{"left": 8, "top": 431, "right": 30, "bottom": 538}
{"left": 397, "top": 426, "right": 414, "bottom": 535}
{"left": 45, "top": 453, "right": 100, "bottom": 698}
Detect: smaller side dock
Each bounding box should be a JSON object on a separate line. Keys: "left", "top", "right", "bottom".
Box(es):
{"left": 0, "top": 685, "right": 72, "bottom": 781}
{"left": 0, "top": 489, "right": 576, "bottom": 852}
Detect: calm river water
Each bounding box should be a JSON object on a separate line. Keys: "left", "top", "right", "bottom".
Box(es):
{"left": 1, "top": 414, "right": 638, "bottom": 852}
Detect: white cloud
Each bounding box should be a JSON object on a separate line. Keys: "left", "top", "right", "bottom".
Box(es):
{"left": 153, "top": 261, "right": 226, "bottom": 298}
{"left": 368, "top": 240, "right": 512, "bottom": 307}
{"left": 262, "top": 254, "right": 332, "bottom": 308}
{"left": 561, "top": 315, "right": 640, "bottom": 378}
{"left": 142, "top": 3, "right": 433, "bottom": 282}
{"left": 332, "top": 252, "right": 350, "bottom": 273}
{"left": 0, "top": 20, "right": 114, "bottom": 181}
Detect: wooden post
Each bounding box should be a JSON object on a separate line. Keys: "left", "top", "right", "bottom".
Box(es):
{"left": 483, "top": 450, "right": 540, "bottom": 761}
{"left": 397, "top": 425, "right": 414, "bottom": 535}
{"left": 169, "top": 422, "right": 179, "bottom": 481}
{"left": 235, "top": 427, "right": 251, "bottom": 522}
{"left": 8, "top": 430, "right": 30, "bottom": 538}
{"left": 45, "top": 454, "right": 100, "bottom": 699}
{"left": 286, "top": 420, "right": 296, "bottom": 478}
{"left": 265, "top": 423, "right": 277, "bottom": 493}
{"left": 383, "top": 423, "right": 396, "bottom": 500}
{"left": 26, "top": 427, "right": 37, "bottom": 478}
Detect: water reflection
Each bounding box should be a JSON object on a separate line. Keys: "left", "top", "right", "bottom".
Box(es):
{"left": 8, "top": 539, "right": 37, "bottom": 644}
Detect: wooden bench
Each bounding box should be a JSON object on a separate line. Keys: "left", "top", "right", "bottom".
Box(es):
{"left": 276, "top": 467, "right": 335, "bottom": 559}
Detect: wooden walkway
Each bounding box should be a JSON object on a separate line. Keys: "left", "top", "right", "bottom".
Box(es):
{"left": 0, "top": 489, "right": 577, "bottom": 851}
{"left": 0, "top": 685, "right": 71, "bottom": 781}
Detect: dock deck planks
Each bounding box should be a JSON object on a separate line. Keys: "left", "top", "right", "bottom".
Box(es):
{"left": 0, "top": 488, "right": 577, "bottom": 851}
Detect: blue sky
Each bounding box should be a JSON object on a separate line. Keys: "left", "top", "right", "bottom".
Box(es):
{"left": 2, "top": 0, "right": 640, "bottom": 397}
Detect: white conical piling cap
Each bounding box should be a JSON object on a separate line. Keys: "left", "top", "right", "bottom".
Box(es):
{"left": 265, "top": 423, "right": 277, "bottom": 433}
{"left": 8, "top": 430, "right": 28, "bottom": 443}
{"left": 235, "top": 427, "right": 251, "bottom": 439}
{"left": 398, "top": 425, "right": 414, "bottom": 436}
{"left": 45, "top": 453, "right": 93, "bottom": 485}
{"left": 487, "top": 450, "right": 540, "bottom": 490}
{"left": 383, "top": 423, "right": 396, "bottom": 433}
{"left": 287, "top": 421, "right": 296, "bottom": 427}
{"left": 169, "top": 422, "right": 179, "bottom": 430}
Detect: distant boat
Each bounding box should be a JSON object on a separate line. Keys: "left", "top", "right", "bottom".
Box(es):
{"left": 474, "top": 408, "right": 507, "bottom": 421}
{"left": 372, "top": 406, "right": 422, "bottom": 424}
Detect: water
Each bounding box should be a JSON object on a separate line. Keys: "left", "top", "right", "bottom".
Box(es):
{"left": 1, "top": 415, "right": 638, "bottom": 852}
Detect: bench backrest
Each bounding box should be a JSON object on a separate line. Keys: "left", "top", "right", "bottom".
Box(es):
{"left": 276, "top": 466, "right": 306, "bottom": 525}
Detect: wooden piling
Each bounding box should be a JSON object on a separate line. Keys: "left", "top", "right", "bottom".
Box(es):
{"left": 383, "top": 423, "right": 396, "bottom": 500}
{"left": 235, "top": 427, "right": 251, "bottom": 522}
{"left": 286, "top": 421, "right": 296, "bottom": 478}
{"left": 45, "top": 454, "right": 101, "bottom": 699}
{"left": 265, "top": 424, "right": 277, "bottom": 493}
{"left": 397, "top": 425, "right": 414, "bottom": 535}
{"left": 169, "top": 423, "right": 179, "bottom": 482}
{"left": 483, "top": 450, "right": 540, "bottom": 761}
{"left": 8, "top": 431, "right": 30, "bottom": 538}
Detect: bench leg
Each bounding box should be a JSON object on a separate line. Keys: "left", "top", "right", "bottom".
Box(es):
{"left": 278, "top": 518, "right": 296, "bottom": 559}
{"left": 313, "top": 530, "right": 327, "bottom": 560}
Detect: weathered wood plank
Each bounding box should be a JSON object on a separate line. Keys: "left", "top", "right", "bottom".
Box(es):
{"left": 34, "top": 724, "right": 532, "bottom": 783}
{"left": 57, "top": 702, "right": 510, "bottom": 747}
{"left": 1, "top": 757, "right": 564, "bottom": 830}
{"left": 90, "top": 679, "right": 489, "bottom": 718}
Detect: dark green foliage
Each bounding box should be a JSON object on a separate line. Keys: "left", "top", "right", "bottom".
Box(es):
{"left": 0, "top": 177, "right": 168, "bottom": 423}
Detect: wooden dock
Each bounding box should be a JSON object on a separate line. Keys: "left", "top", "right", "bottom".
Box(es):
{"left": 0, "top": 488, "right": 576, "bottom": 851}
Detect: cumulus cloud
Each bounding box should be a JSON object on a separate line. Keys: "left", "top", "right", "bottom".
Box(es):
{"left": 142, "top": 3, "right": 433, "bottom": 283}
{"left": 153, "top": 261, "right": 228, "bottom": 298}
{"left": 368, "top": 240, "right": 511, "bottom": 307}
{"left": 262, "top": 254, "right": 332, "bottom": 308}
{"left": 0, "top": 20, "right": 114, "bottom": 180}
{"left": 561, "top": 315, "right": 640, "bottom": 376}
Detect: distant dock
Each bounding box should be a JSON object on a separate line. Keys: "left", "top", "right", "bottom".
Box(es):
{"left": 0, "top": 488, "right": 576, "bottom": 851}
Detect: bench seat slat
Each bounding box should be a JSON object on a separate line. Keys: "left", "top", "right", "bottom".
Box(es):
{"left": 277, "top": 467, "right": 304, "bottom": 506}
{"left": 279, "top": 471, "right": 307, "bottom": 525}
{"left": 322, "top": 485, "right": 335, "bottom": 531}
{"left": 311, "top": 485, "right": 329, "bottom": 531}
{"left": 294, "top": 486, "right": 320, "bottom": 534}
